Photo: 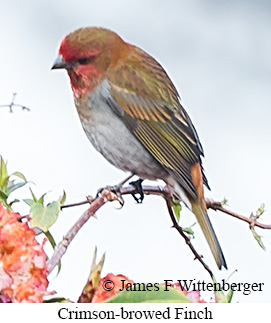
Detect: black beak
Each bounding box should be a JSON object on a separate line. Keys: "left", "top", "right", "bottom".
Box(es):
{"left": 51, "top": 54, "right": 71, "bottom": 70}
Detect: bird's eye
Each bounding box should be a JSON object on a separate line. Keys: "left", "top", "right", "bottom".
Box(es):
{"left": 77, "top": 57, "right": 93, "bottom": 65}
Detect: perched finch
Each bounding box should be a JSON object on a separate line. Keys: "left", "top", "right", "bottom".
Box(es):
{"left": 52, "top": 27, "right": 227, "bottom": 269}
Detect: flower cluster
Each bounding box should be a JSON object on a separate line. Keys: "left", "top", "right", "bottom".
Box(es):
{"left": 0, "top": 203, "right": 48, "bottom": 302}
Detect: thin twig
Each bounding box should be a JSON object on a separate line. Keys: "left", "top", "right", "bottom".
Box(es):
{"left": 125, "top": 185, "right": 213, "bottom": 277}
{"left": 62, "top": 185, "right": 271, "bottom": 230}
{"left": 47, "top": 190, "right": 117, "bottom": 274}
{"left": 61, "top": 199, "right": 90, "bottom": 209}
{"left": 49, "top": 184, "right": 213, "bottom": 276}
{"left": 164, "top": 195, "right": 214, "bottom": 278}
{"left": 0, "top": 93, "right": 30, "bottom": 112}
{"left": 206, "top": 199, "right": 271, "bottom": 229}
{"left": 47, "top": 175, "right": 135, "bottom": 274}
{"left": 49, "top": 183, "right": 271, "bottom": 276}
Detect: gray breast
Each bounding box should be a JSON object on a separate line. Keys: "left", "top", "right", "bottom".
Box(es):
{"left": 74, "top": 80, "right": 168, "bottom": 180}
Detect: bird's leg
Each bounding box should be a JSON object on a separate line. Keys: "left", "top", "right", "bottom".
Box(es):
{"left": 96, "top": 174, "right": 135, "bottom": 207}
{"left": 129, "top": 178, "right": 144, "bottom": 203}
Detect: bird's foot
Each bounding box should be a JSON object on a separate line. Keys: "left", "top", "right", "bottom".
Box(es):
{"left": 96, "top": 185, "right": 125, "bottom": 207}
{"left": 129, "top": 178, "right": 144, "bottom": 203}
{"left": 96, "top": 174, "right": 135, "bottom": 208}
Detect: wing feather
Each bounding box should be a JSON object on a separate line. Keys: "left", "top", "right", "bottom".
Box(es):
{"left": 106, "top": 46, "right": 210, "bottom": 197}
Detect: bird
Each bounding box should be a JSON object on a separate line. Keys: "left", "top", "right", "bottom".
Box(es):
{"left": 52, "top": 27, "right": 227, "bottom": 269}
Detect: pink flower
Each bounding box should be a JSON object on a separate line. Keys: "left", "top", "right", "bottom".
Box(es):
{"left": 0, "top": 204, "right": 48, "bottom": 302}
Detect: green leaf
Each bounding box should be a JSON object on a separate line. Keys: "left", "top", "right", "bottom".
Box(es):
{"left": 44, "top": 297, "right": 70, "bottom": 303}
{"left": 78, "top": 248, "right": 105, "bottom": 302}
{"left": 173, "top": 203, "right": 182, "bottom": 222}
{"left": 226, "top": 289, "right": 234, "bottom": 303}
{"left": 0, "top": 189, "right": 8, "bottom": 208}
{"left": 0, "top": 157, "right": 8, "bottom": 189}
{"left": 256, "top": 203, "right": 265, "bottom": 218}
{"left": 23, "top": 198, "right": 35, "bottom": 207}
{"left": 1, "top": 177, "right": 9, "bottom": 192}
{"left": 25, "top": 189, "right": 47, "bottom": 206}
{"left": 89, "top": 247, "right": 105, "bottom": 289}
{"left": 214, "top": 289, "right": 233, "bottom": 303}
{"left": 29, "top": 187, "right": 38, "bottom": 203}
{"left": 107, "top": 285, "right": 191, "bottom": 303}
{"left": 0, "top": 189, "right": 8, "bottom": 201}
{"left": 8, "top": 199, "right": 20, "bottom": 207}
{"left": 221, "top": 198, "right": 228, "bottom": 206}
{"left": 251, "top": 227, "right": 265, "bottom": 250}
{"left": 44, "top": 230, "right": 57, "bottom": 249}
{"left": 44, "top": 230, "right": 61, "bottom": 274}
{"left": 37, "top": 193, "right": 47, "bottom": 205}
{"left": 6, "top": 181, "right": 27, "bottom": 195}
{"left": 0, "top": 157, "right": 28, "bottom": 210}
{"left": 59, "top": 190, "right": 66, "bottom": 205}
{"left": 30, "top": 201, "right": 60, "bottom": 232}
{"left": 213, "top": 277, "right": 233, "bottom": 303}
{"left": 183, "top": 223, "right": 196, "bottom": 238}
{"left": 11, "top": 171, "right": 27, "bottom": 182}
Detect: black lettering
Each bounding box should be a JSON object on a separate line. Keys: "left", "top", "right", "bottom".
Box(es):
{"left": 58, "top": 308, "right": 68, "bottom": 319}
{"left": 175, "top": 307, "right": 185, "bottom": 319}
{"left": 258, "top": 283, "right": 264, "bottom": 291}
{"left": 121, "top": 307, "right": 130, "bottom": 319}
{"left": 119, "top": 279, "right": 126, "bottom": 291}
{"left": 206, "top": 282, "right": 213, "bottom": 291}
{"left": 243, "top": 283, "right": 251, "bottom": 295}
{"left": 186, "top": 310, "right": 197, "bottom": 319}
{"left": 92, "top": 311, "right": 98, "bottom": 319}
{"left": 142, "top": 311, "right": 154, "bottom": 319}
{"left": 177, "top": 280, "right": 194, "bottom": 291}
{"left": 146, "top": 283, "right": 153, "bottom": 291}
{"left": 204, "top": 307, "right": 213, "bottom": 319}
{"left": 163, "top": 307, "right": 171, "bottom": 319}
{"left": 134, "top": 311, "right": 142, "bottom": 319}
{"left": 133, "top": 282, "right": 147, "bottom": 291}
{"left": 222, "top": 279, "right": 230, "bottom": 291}
{"left": 164, "top": 280, "right": 173, "bottom": 291}
{"left": 154, "top": 283, "right": 160, "bottom": 291}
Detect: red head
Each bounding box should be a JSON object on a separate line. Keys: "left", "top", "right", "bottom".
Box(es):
{"left": 52, "top": 27, "right": 131, "bottom": 97}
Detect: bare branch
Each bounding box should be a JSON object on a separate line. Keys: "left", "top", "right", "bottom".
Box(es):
{"left": 47, "top": 191, "right": 115, "bottom": 274}
{"left": 47, "top": 175, "right": 134, "bottom": 274}
{"left": 0, "top": 93, "right": 30, "bottom": 112}
{"left": 61, "top": 185, "right": 271, "bottom": 230}
{"left": 48, "top": 182, "right": 271, "bottom": 276}
{"left": 206, "top": 199, "right": 271, "bottom": 230}
{"left": 164, "top": 194, "right": 214, "bottom": 278}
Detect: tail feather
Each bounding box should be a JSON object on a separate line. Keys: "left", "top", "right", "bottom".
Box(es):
{"left": 191, "top": 201, "right": 227, "bottom": 270}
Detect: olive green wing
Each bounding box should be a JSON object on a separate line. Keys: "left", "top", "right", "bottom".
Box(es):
{"left": 107, "top": 47, "right": 209, "bottom": 199}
